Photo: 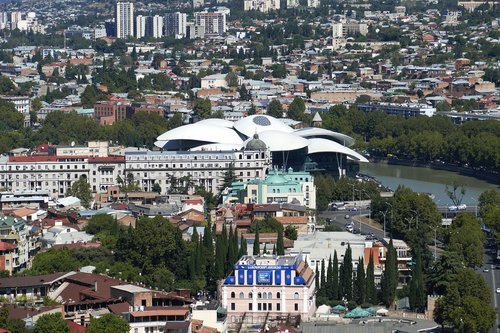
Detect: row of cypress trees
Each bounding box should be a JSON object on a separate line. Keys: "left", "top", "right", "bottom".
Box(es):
{"left": 316, "top": 239, "right": 403, "bottom": 307}
{"left": 252, "top": 223, "right": 285, "bottom": 256}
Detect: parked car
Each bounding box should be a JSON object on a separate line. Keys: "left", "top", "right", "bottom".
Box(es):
{"left": 448, "top": 205, "right": 458, "bottom": 212}
{"left": 457, "top": 204, "right": 467, "bottom": 210}
{"left": 496, "top": 287, "right": 500, "bottom": 293}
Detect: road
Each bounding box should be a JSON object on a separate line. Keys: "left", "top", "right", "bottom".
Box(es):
{"left": 318, "top": 209, "right": 386, "bottom": 239}
{"left": 481, "top": 243, "right": 500, "bottom": 333}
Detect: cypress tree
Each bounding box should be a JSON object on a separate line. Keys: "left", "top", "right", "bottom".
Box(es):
{"left": 315, "top": 264, "right": 320, "bottom": 291}
{"left": 232, "top": 226, "right": 239, "bottom": 261}
{"left": 276, "top": 227, "right": 285, "bottom": 255}
{"left": 343, "top": 245, "right": 353, "bottom": 301}
{"left": 239, "top": 234, "right": 247, "bottom": 257}
{"left": 203, "top": 221, "right": 213, "bottom": 251}
{"left": 326, "top": 255, "right": 333, "bottom": 300}
{"left": 366, "top": 252, "right": 377, "bottom": 304}
{"left": 272, "top": 244, "right": 276, "bottom": 255}
{"left": 227, "top": 225, "right": 235, "bottom": 273}
{"left": 214, "top": 236, "right": 225, "bottom": 279}
{"left": 355, "top": 257, "right": 366, "bottom": 305}
{"left": 320, "top": 259, "right": 326, "bottom": 290}
{"left": 332, "top": 250, "right": 339, "bottom": 301}
{"left": 253, "top": 224, "right": 260, "bottom": 255}
{"left": 409, "top": 251, "right": 426, "bottom": 312}
{"left": 263, "top": 243, "right": 267, "bottom": 254}
{"left": 338, "top": 263, "right": 345, "bottom": 301}
{"left": 381, "top": 238, "right": 398, "bottom": 307}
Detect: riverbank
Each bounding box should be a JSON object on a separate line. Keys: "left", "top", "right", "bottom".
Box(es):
{"left": 370, "top": 157, "right": 500, "bottom": 185}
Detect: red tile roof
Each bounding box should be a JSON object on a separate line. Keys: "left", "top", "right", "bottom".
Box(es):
{"left": 0, "top": 242, "right": 16, "bottom": 250}
{"left": 66, "top": 320, "right": 85, "bottom": 333}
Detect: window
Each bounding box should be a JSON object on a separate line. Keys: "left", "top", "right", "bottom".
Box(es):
{"left": 263, "top": 293, "right": 267, "bottom": 299}
{"left": 257, "top": 292, "right": 262, "bottom": 299}
{"left": 249, "top": 303, "right": 253, "bottom": 310}
{"left": 231, "top": 292, "right": 235, "bottom": 298}
{"left": 276, "top": 292, "right": 281, "bottom": 299}
{"left": 277, "top": 303, "right": 281, "bottom": 311}
{"left": 231, "top": 303, "right": 235, "bottom": 310}
{"left": 239, "top": 292, "right": 244, "bottom": 299}
{"left": 294, "top": 292, "right": 299, "bottom": 300}
{"left": 268, "top": 303, "right": 272, "bottom": 311}
{"left": 258, "top": 303, "right": 262, "bottom": 311}
{"left": 249, "top": 292, "right": 253, "bottom": 298}
{"left": 294, "top": 303, "right": 298, "bottom": 311}
{"left": 268, "top": 292, "right": 272, "bottom": 299}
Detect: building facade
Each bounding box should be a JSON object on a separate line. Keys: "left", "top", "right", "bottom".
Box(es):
{"left": 222, "top": 254, "right": 316, "bottom": 326}
{"left": 115, "top": 0, "right": 134, "bottom": 39}
{"left": 194, "top": 11, "right": 226, "bottom": 36}
{"left": 164, "top": 12, "right": 187, "bottom": 38}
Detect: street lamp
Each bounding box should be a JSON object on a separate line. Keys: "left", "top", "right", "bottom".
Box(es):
{"left": 411, "top": 209, "right": 419, "bottom": 230}
{"left": 385, "top": 202, "right": 393, "bottom": 238}
{"left": 350, "top": 183, "right": 355, "bottom": 207}
{"left": 381, "top": 210, "right": 388, "bottom": 239}
{"left": 405, "top": 216, "right": 414, "bottom": 230}
{"left": 470, "top": 196, "right": 478, "bottom": 217}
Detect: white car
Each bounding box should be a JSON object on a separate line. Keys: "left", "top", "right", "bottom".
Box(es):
{"left": 496, "top": 287, "right": 500, "bottom": 294}
{"left": 448, "top": 205, "right": 458, "bottom": 212}
{"left": 484, "top": 267, "right": 490, "bottom": 273}
{"left": 457, "top": 204, "right": 467, "bottom": 210}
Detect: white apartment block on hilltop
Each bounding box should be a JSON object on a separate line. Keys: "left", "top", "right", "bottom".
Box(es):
{"left": 194, "top": 11, "right": 227, "bottom": 36}
{"left": 135, "top": 15, "right": 147, "bottom": 39}
{"left": 164, "top": 12, "right": 187, "bottom": 38}
{"left": 244, "top": 0, "right": 280, "bottom": 12}
{"left": 116, "top": 0, "right": 134, "bottom": 38}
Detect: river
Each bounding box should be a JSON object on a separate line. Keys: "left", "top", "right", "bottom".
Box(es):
{"left": 359, "top": 163, "right": 500, "bottom": 206}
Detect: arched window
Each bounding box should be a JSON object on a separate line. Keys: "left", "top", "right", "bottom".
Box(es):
{"left": 231, "top": 292, "right": 235, "bottom": 298}
{"left": 306, "top": 185, "right": 310, "bottom": 191}
{"left": 263, "top": 293, "right": 267, "bottom": 299}
{"left": 277, "top": 292, "right": 281, "bottom": 299}
{"left": 249, "top": 292, "right": 253, "bottom": 299}
{"left": 268, "top": 292, "right": 272, "bottom": 299}
{"left": 294, "top": 292, "right": 299, "bottom": 300}
{"left": 257, "top": 292, "right": 262, "bottom": 299}
{"left": 239, "top": 292, "right": 244, "bottom": 299}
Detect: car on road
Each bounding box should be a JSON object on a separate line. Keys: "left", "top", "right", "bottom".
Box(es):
{"left": 497, "top": 287, "right": 500, "bottom": 293}
{"left": 448, "top": 205, "right": 458, "bottom": 212}
{"left": 349, "top": 207, "right": 359, "bottom": 211}
{"left": 483, "top": 267, "right": 490, "bottom": 273}
{"left": 457, "top": 204, "right": 467, "bottom": 210}
{"left": 344, "top": 214, "right": 350, "bottom": 219}
{"left": 345, "top": 223, "right": 353, "bottom": 232}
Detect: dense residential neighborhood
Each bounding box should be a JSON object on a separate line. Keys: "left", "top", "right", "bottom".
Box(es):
{"left": 0, "top": 0, "right": 498, "bottom": 332}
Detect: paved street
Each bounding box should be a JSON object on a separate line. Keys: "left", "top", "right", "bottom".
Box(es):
{"left": 481, "top": 245, "right": 500, "bottom": 333}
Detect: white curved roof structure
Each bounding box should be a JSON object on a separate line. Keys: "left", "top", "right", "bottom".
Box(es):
{"left": 189, "top": 143, "right": 243, "bottom": 151}
{"left": 155, "top": 123, "right": 243, "bottom": 148}
{"left": 196, "top": 118, "right": 235, "bottom": 128}
{"left": 233, "top": 115, "right": 293, "bottom": 137}
{"left": 243, "top": 130, "right": 309, "bottom": 152}
{"left": 294, "top": 128, "right": 356, "bottom": 147}
{"left": 307, "top": 138, "right": 368, "bottom": 162}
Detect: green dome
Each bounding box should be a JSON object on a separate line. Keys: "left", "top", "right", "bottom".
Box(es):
{"left": 245, "top": 133, "right": 267, "bottom": 150}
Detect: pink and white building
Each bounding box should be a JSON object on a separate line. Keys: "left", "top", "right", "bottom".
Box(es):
{"left": 221, "top": 254, "right": 316, "bottom": 326}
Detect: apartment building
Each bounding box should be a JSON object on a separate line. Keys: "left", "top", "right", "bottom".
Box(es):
{"left": 116, "top": 0, "right": 134, "bottom": 38}
{"left": 164, "top": 12, "right": 187, "bottom": 38}
{"left": 244, "top": 0, "right": 280, "bottom": 12}
{"left": 93, "top": 100, "right": 132, "bottom": 125}
{"left": 194, "top": 11, "right": 227, "bottom": 36}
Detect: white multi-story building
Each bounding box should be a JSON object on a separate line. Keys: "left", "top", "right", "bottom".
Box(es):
{"left": 194, "top": 10, "right": 227, "bottom": 36}
{"left": 164, "top": 12, "right": 187, "bottom": 38}
{"left": 10, "top": 11, "right": 22, "bottom": 30}
{"left": 152, "top": 15, "right": 164, "bottom": 38}
{"left": 286, "top": 0, "right": 299, "bottom": 8}
{"left": 115, "top": 0, "right": 134, "bottom": 39}
{"left": 244, "top": 0, "right": 280, "bottom": 12}
{"left": 135, "top": 15, "right": 147, "bottom": 39}
{"left": 124, "top": 149, "right": 271, "bottom": 194}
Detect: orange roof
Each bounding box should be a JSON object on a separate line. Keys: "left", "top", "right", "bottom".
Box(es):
{"left": 12, "top": 208, "right": 37, "bottom": 218}
{"left": 0, "top": 242, "right": 16, "bottom": 250}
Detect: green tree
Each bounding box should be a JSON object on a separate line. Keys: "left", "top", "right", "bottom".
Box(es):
{"left": 238, "top": 84, "right": 251, "bottom": 101}
{"left": 276, "top": 227, "right": 284, "bottom": 255}
{"left": 267, "top": 99, "right": 284, "bottom": 118}
{"left": 86, "top": 314, "right": 129, "bottom": 333}
{"left": 152, "top": 183, "right": 162, "bottom": 194}
{"left": 284, "top": 225, "right": 298, "bottom": 240}
{"left": 225, "top": 72, "right": 239, "bottom": 87}
{"left": 0, "top": 76, "right": 15, "bottom": 94}
{"left": 354, "top": 257, "right": 366, "bottom": 305}
{"left": 31, "top": 248, "right": 79, "bottom": 274}
{"left": 66, "top": 175, "right": 93, "bottom": 208}
{"left": 219, "top": 163, "right": 237, "bottom": 192}
{"left": 409, "top": 251, "right": 426, "bottom": 312}
{"left": 380, "top": 239, "right": 398, "bottom": 307}
{"left": 33, "top": 313, "right": 70, "bottom": 333}
{"left": 193, "top": 98, "right": 212, "bottom": 119}
{"left": 253, "top": 223, "right": 260, "bottom": 255}
{"left": 366, "top": 252, "right": 376, "bottom": 304}
{"left": 342, "top": 245, "right": 353, "bottom": 301}
{"left": 287, "top": 96, "right": 306, "bottom": 120}
{"left": 445, "top": 180, "right": 466, "bottom": 206}
{"left": 447, "top": 213, "right": 485, "bottom": 269}
{"left": 81, "top": 84, "right": 107, "bottom": 108}
{"left": 0, "top": 98, "right": 24, "bottom": 131}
